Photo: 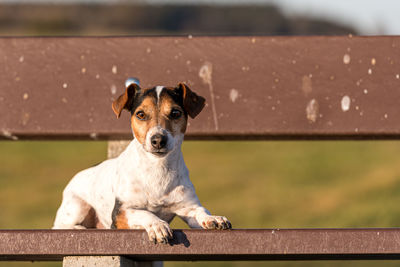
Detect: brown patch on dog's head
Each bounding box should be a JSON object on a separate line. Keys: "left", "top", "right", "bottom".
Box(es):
{"left": 112, "top": 83, "right": 140, "bottom": 118}
{"left": 131, "top": 94, "right": 158, "bottom": 145}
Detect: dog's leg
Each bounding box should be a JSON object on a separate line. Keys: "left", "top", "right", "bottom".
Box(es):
{"left": 113, "top": 208, "right": 173, "bottom": 243}
{"left": 175, "top": 205, "right": 232, "bottom": 230}
{"left": 52, "top": 194, "right": 92, "bottom": 229}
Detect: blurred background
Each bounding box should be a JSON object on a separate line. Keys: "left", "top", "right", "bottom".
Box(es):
{"left": 1, "top": 0, "right": 400, "bottom": 267}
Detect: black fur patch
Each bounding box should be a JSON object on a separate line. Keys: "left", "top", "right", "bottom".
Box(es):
{"left": 111, "top": 198, "right": 123, "bottom": 229}
{"left": 129, "top": 86, "right": 187, "bottom": 117}
{"left": 130, "top": 87, "right": 157, "bottom": 114}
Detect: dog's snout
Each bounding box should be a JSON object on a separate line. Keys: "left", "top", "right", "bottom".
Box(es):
{"left": 151, "top": 134, "right": 168, "bottom": 149}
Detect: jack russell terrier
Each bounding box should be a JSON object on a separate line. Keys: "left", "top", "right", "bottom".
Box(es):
{"left": 53, "top": 82, "right": 232, "bottom": 243}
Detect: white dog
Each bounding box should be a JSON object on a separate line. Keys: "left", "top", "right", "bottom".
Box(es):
{"left": 53, "top": 82, "right": 231, "bottom": 243}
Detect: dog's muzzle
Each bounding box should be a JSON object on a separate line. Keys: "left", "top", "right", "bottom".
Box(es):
{"left": 145, "top": 127, "right": 174, "bottom": 156}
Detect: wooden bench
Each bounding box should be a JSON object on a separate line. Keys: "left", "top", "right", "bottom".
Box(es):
{"left": 1, "top": 36, "right": 400, "bottom": 266}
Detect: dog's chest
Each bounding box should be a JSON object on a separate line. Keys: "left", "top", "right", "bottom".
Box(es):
{"left": 119, "top": 166, "right": 186, "bottom": 212}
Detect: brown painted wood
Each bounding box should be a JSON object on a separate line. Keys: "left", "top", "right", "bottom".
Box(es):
{"left": 1, "top": 36, "right": 400, "bottom": 140}
{"left": 1, "top": 229, "right": 400, "bottom": 261}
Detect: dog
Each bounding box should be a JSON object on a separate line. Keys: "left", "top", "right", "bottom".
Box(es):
{"left": 53, "top": 82, "right": 232, "bottom": 243}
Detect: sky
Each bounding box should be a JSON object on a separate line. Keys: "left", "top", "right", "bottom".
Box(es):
{"left": 0, "top": 0, "right": 399, "bottom": 35}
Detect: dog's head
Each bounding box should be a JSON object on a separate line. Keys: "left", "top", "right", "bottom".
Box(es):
{"left": 112, "top": 83, "right": 205, "bottom": 156}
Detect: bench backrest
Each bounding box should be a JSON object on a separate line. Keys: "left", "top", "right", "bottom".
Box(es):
{"left": 1, "top": 36, "right": 399, "bottom": 140}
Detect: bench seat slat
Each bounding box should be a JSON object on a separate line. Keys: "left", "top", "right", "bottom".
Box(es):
{"left": 1, "top": 229, "right": 400, "bottom": 261}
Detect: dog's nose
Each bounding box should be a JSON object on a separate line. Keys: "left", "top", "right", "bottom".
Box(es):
{"left": 151, "top": 134, "right": 168, "bottom": 149}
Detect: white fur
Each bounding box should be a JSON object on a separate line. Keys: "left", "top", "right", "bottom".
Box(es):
{"left": 53, "top": 124, "right": 231, "bottom": 243}
{"left": 155, "top": 86, "right": 164, "bottom": 100}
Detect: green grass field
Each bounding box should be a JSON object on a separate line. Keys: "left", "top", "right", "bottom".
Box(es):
{"left": 1, "top": 140, "right": 400, "bottom": 267}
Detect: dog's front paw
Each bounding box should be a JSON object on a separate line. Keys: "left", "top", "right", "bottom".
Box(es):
{"left": 145, "top": 220, "right": 173, "bottom": 244}
{"left": 201, "top": 215, "right": 232, "bottom": 230}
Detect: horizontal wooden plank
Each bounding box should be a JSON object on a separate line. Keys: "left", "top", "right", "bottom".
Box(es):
{"left": 1, "top": 229, "right": 400, "bottom": 261}
{"left": 1, "top": 36, "right": 400, "bottom": 140}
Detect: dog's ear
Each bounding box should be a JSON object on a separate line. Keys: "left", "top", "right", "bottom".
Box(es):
{"left": 112, "top": 83, "right": 140, "bottom": 118}
{"left": 177, "top": 83, "right": 206, "bottom": 119}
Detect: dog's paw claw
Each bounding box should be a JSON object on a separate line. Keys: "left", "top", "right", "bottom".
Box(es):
{"left": 201, "top": 216, "right": 232, "bottom": 230}
{"left": 145, "top": 220, "right": 173, "bottom": 244}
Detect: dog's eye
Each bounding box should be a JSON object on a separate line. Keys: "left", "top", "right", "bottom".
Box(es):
{"left": 170, "top": 109, "right": 182, "bottom": 119}
{"left": 136, "top": 111, "right": 146, "bottom": 120}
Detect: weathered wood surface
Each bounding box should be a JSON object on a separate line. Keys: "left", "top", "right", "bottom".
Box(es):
{"left": 1, "top": 229, "right": 400, "bottom": 261}
{"left": 1, "top": 36, "right": 400, "bottom": 140}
